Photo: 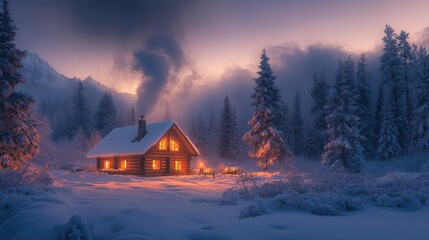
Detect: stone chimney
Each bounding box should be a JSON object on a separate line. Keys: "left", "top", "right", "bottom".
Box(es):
{"left": 137, "top": 115, "right": 147, "bottom": 141}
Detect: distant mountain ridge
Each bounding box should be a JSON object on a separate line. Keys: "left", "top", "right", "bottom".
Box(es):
{"left": 17, "top": 52, "right": 136, "bottom": 121}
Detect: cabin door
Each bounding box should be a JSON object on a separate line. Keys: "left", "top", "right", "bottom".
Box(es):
{"left": 166, "top": 157, "right": 171, "bottom": 175}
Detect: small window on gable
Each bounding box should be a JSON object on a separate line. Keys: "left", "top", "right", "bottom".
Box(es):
{"left": 120, "top": 160, "right": 127, "bottom": 170}
{"left": 152, "top": 160, "right": 161, "bottom": 170}
{"left": 159, "top": 138, "right": 167, "bottom": 150}
{"left": 104, "top": 160, "right": 111, "bottom": 169}
{"left": 175, "top": 160, "right": 182, "bottom": 171}
{"left": 170, "top": 139, "right": 179, "bottom": 152}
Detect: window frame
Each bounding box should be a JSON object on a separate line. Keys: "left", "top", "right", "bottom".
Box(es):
{"left": 158, "top": 137, "right": 168, "bottom": 151}
{"left": 170, "top": 138, "right": 179, "bottom": 152}
{"left": 119, "top": 160, "right": 127, "bottom": 170}
{"left": 152, "top": 159, "right": 161, "bottom": 171}
{"left": 104, "top": 160, "right": 112, "bottom": 169}
{"left": 175, "top": 160, "right": 182, "bottom": 171}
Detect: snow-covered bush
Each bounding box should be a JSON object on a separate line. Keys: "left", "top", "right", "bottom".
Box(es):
{"left": 239, "top": 201, "right": 269, "bottom": 218}
{"left": 60, "top": 215, "right": 92, "bottom": 240}
{"left": 397, "top": 192, "right": 422, "bottom": 211}
{"left": 271, "top": 191, "right": 303, "bottom": 210}
{"left": 230, "top": 170, "right": 429, "bottom": 218}
{"left": 234, "top": 172, "right": 258, "bottom": 199}
{"left": 219, "top": 188, "right": 239, "bottom": 206}
{"left": 254, "top": 181, "right": 288, "bottom": 198}
{"left": 310, "top": 204, "right": 341, "bottom": 216}
{"left": 0, "top": 165, "right": 53, "bottom": 193}
{"left": 376, "top": 195, "right": 397, "bottom": 208}
{"left": 235, "top": 172, "right": 257, "bottom": 190}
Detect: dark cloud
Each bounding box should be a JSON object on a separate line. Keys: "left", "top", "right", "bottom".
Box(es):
{"left": 133, "top": 34, "right": 187, "bottom": 114}
{"left": 175, "top": 43, "right": 382, "bottom": 130}
{"left": 133, "top": 34, "right": 186, "bottom": 114}
{"left": 11, "top": 0, "right": 195, "bottom": 115}
{"left": 269, "top": 44, "right": 381, "bottom": 124}
{"left": 11, "top": 0, "right": 193, "bottom": 43}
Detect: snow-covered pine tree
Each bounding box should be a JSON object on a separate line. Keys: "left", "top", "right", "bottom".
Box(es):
{"left": 356, "top": 54, "right": 373, "bottom": 155}
{"left": 411, "top": 46, "right": 429, "bottom": 150}
{"left": 88, "top": 130, "right": 102, "bottom": 149}
{"left": 194, "top": 113, "right": 208, "bottom": 154}
{"left": 206, "top": 104, "right": 218, "bottom": 155}
{"left": 322, "top": 59, "right": 365, "bottom": 173}
{"left": 377, "top": 101, "right": 401, "bottom": 160}
{"left": 309, "top": 73, "right": 329, "bottom": 155}
{"left": 95, "top": 92, "right": 117, "bottom": 137}
{"left": 218, "top": 94, "right": 240, "bottom": 160}
{"left": 397, "top": 30, "right": 413, "bottom": 139}
{"left": 243, "top": 49, "right": 292, "bottom": 171}
{"left": 291, "top": 92, "right": 304, "bottom": 155}
{"left": 68, "top": 81, "right": 91, "bottom": 139}
{"left": 380, "top": 25, "right": 406, "bottom": 152}
{"left": 373, "top": 86, "right": 384, "bottom": 150}
{"left": 278, "top": 100, "right": 292, "bottom": 149}
{"left": 0, "top": 0, "right": 39, "bottom": 169}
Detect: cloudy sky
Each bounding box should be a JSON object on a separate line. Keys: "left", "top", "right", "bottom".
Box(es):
{"left": 9, "top": 0, "right": 429, "bottom": 122}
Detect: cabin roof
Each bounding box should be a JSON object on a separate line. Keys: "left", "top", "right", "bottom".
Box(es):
{"left": 87, "top": 120, "right": 199, "bottom": 158}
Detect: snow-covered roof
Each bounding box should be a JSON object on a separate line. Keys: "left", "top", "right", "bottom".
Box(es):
{"left": 87, "top": 121, "right": 199, "bottom": 158}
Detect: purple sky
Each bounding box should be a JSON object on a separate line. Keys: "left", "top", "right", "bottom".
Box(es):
{"left": 10, "top": 1, "right": 429, "bottom": 92}
{"left": 9, "top": 0, "right": 429, "bottom": 121}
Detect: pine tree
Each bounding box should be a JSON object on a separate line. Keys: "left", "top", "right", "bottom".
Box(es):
{"left": 309, "top": 73, "right": 329, "bottom": 155}
{"left": 206, "top": 105, "right": 218, "bottom": 155}
{"left": 68, "top": 81, "right": 91, "bottom": 139}
{"left": 95, "top": 92, "right": 117, "bottom": 137}
{"left": 373, "top": 86, "right": 384, "bottom": 149}
{"left": 380, "top": 25, "right": 406, "bottom": 152}
{"left": 278, "top": 100, "right": 292, "bottom": 148}
{"left": 291, "top": 92, "right": 304, "bottom": 155}
{"left": 411, "top": 46, "right": 429, "bottom": 150}
{"left": 397, "top": 30, "right": 413, "bottom": 139}
{"left": 0, "top": 0, "right": 39, "bottom": 169}
{"left": 195, "top": 113, "right": 208, "bottom": 154}
{"left": 243, "top": 49, "right": 292, "bottom": 171}
{"left": 218, "top": 94, "right": 239, "bottom": 160}
{"left": 356, "top": 54, "right": 373, "bottom": 155}
{"left": 322, "top": 60, "right": 365, "bottom": 173}
{"left": 377, "top": 102, "right": 401, "bottom": 160}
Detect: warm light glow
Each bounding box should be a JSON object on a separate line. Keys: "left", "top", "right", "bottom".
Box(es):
{"left": 199, "top": 162, "right": 204, "bottom": 168}
{"left": 104, "top": 160, "right": 111, "bottom": 169}
{"left": 175, "top": 160, "right": 182, "bottom": 171}
{"left": 170, "top": 139, "right": 179, "bottom": 152}
{"left": 159, "top": 138, "right": 167, "bottom": 150}
{"left": 152, "top": 160, "right": 161, "bottom": 170}
{"left": 120, "top": 160, "right": 127, "bottom": 170}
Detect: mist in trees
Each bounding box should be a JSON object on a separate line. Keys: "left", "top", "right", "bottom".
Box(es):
{"left": 95, "top": 92, "right": 117, "bottom": 137}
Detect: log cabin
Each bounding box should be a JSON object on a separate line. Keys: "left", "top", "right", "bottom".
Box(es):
{"left": 87, "top": 116, "right": 199, "bottom": 177}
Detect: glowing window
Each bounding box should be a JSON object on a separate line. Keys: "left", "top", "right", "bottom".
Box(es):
{"left": 175, "top": 160, "right": 182, "bottom": 171}
{"left": 104, "top": 160, "right": 111, "bottom": 169}
{"left": 152, "top": 160, "right": 161, "bottom": 170}
{"left": 170, "top": 139, "right": 179, "bottom": 152}
{"left": 159, "top": 138, "right": 167, "bottom": 150}
{"left": 120, "top": 160, "right": 127, "bottom": 170}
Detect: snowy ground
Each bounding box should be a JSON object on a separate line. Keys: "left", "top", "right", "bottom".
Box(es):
{"left": 1, "top": 159, "right": 429, "bottom": 240}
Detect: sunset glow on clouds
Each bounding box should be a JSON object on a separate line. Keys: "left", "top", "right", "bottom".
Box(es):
{"left": 8, "top": 0, "right": 429, "bottom": 122}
